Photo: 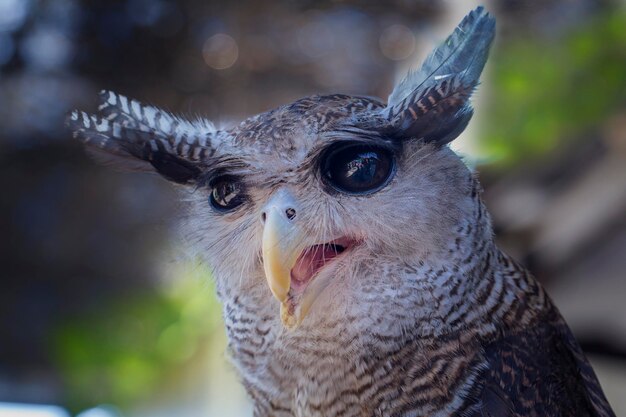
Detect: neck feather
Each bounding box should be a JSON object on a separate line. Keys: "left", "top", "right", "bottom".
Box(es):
{"left": 416, "top": 177, "right": 548, "bottom": 339}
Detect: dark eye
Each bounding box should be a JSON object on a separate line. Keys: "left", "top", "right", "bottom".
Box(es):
{"left": 209, "top": 177, "right": 245, "bottom": 212}
{"left": 320, "top": 143, "right": 396, "bottom": 195}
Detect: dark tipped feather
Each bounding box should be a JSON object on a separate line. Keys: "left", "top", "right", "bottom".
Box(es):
{"left": 383, "top": 7, "right": 495, "bottom": 145}
{"left": 66, "top": 92, "right": 219, "bottom": 184}
{"left": 386, "top": 6, "right": 495, "bottom": 113}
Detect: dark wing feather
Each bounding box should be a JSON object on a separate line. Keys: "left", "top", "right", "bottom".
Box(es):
{"left": 468, "top": 317, "right": 615, "bottom": 417}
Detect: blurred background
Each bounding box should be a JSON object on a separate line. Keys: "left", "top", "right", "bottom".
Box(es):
{"left": 1, "top": 0, "right": 625, "bottom": 415}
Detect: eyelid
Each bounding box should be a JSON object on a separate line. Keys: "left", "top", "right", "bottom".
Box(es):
{"left": 206, "top": 173, "right": 242, "bottom": 188}
{"left": 315, "top": 140, "right": 397, "bottom": 167}
{"left": 315, "top": 138, "right": 398, "bottom": 162}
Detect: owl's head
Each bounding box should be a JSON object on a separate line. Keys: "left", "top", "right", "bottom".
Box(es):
{"left": 69, "top": 8, "right": 495, "bottom": 330}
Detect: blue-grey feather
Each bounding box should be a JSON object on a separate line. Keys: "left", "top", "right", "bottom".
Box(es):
{"left": 386, "top": 6, "right": 495, "bottom": 113}
{"left": 381, "top": 7, "right": 495, "bottom": 145}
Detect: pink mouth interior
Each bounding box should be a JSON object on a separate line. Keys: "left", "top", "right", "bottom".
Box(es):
{"left": 290, "top": 238, "right": 352, "bottom": 293}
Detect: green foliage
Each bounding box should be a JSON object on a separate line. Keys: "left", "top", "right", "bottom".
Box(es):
{"left": 53, "top": 263, "right": 222, "bottom": 412}
{"left": 479, "top": 10, "right": 626, "bottom": 166}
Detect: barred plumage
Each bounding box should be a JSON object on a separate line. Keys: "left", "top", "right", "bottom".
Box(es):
{"left": 67, "top": 91, "right": 221, "bottom": 183}
{"left": 68, "top": 7, "right": 614, "bottom": 417}
{"left": 382, "top": 6, "right": 494, "bottom": 146}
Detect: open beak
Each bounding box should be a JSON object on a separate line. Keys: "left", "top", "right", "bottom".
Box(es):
{"left": 261, "top": 191, "right": 355, "bottom": 329}
{"left": 261, "top": 193, "right": 308, "bottom": 329}
{"left": 262, "top": 205, "right": 306, "bottom": 303}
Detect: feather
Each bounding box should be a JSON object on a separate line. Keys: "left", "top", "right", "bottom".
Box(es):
{"left": 382, "top": 6, "right": 495, "bottom": 144}
{"left": 96, "top": 90, "right": 217, "bottom": 138}
{"left": 66, "top": 91, "right": 218, "bottom": 183}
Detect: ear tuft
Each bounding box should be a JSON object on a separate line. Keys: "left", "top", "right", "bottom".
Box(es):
{"left": 382, "top": 7, "right": 495, "bottom": 145}
{"left": 67, "top": 92, "right": 220, "bottom": 184}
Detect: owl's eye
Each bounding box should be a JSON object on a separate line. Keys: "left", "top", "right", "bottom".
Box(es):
{"left": 209, "top": 177, "right": 245, "bottom": 212}
{"left": 321, "top": 143, "right": 396, "bottom": 195}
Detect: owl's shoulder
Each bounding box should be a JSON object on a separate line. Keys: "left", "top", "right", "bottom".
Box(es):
{"left": 464, "top": 312, "right": 615, "bottom": 417}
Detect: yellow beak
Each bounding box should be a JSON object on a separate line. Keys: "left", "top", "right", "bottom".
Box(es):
{"left": 261, "top": 206, "right": 304, "bottom": 303}
{"left": 261, "top": 203, "right": 310, "bottom": 328}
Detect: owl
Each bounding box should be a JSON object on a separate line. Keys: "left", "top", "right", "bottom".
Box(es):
{"left": 68, "top": 7, "right": 615, "bottom": 417}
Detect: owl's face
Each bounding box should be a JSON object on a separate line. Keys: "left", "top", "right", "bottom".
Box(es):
{"left": 186, "top": 95, "right": 475, "bottom": 330}
{"left": 69, "top": 6, "right": 494, "bottom": 332}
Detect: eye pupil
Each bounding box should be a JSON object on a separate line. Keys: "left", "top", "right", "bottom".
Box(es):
{"left": 209, "top": 177, "right": 244, "bottom": 212}
{"left": 322, "top": 143, "right": 395, "bottom": 195}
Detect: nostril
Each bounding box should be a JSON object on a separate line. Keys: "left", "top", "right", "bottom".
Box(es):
{"left": 285, "top": 207, "right": 296, "bottom": 220}
{"left": 261, "top": 212, "right": 267, "bottom": 224}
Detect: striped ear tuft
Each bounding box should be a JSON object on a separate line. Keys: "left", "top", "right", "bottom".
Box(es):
{"left": 67, "top": 91, "right": 220, "bottom": 184}
{"left": 382, "top": 7, "right": 495, "bottom": 145}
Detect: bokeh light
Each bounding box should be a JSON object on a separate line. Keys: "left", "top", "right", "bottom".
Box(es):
{"left": 0, "top": 0, "right": 30, "bottom": 32}
{"left": 297, "top": 14, "right": 335, "bottom": 59}
{"left": 20, "top": 27, "right": 73, "bottom": 71}
{"left": 379, "top": 23, "right": 416, "bottom": 61}
{"left": 202, "top": 33, "right": 238, "bottom": 70}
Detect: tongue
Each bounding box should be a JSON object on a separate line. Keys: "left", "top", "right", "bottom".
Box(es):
{"left": 291, "top": 245, "right": 339, "bottom": 288}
